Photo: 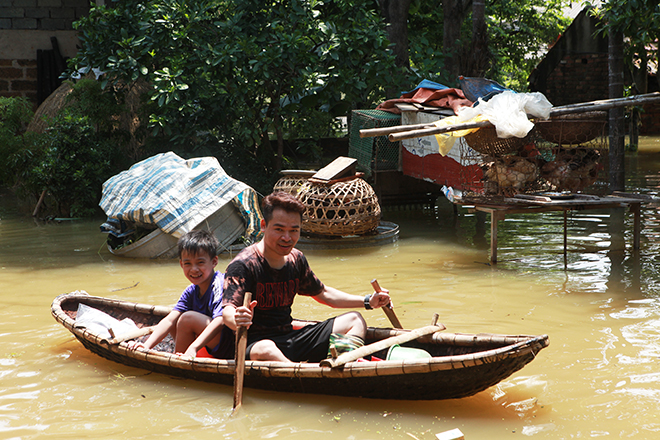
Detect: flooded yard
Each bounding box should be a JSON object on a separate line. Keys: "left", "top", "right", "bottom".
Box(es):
{"left": 2, "top": 137, "right": 660, "bottom": 439}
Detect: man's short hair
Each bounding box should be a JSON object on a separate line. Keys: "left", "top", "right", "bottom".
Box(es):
{"left": 177, "top": 229, "right": 219, "bottom": 259}
{"left": 262, "top": 191, "right": 305, "bottom": 224}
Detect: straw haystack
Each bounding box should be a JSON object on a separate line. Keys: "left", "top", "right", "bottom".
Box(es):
{"left": 25, "top": 77, "right": 150, "bottom": 161}
{"left": 26, "top": 82, "right": 73, "bottom": 134}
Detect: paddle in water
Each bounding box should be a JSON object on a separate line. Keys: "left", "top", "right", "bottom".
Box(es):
{"left": 232, "top": 292, "right": 252, "bottom": 412}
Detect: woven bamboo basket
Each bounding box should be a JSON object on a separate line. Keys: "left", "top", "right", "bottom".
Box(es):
{"left": 272, "top": 170, "right": 316, "bottom": 195}
{"left": 297, "top": 177, "right": 381, "bottom": 236}
{"left": 463, "top": 125, "right": 530, "bottom": 156}
{"left": 534, "top": 111, "right": 607, "bottom": 145}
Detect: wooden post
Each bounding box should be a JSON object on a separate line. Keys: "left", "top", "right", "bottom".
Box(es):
{"left": 490, "top": 210, "right": 503, "bottom": 263}
{"left": 631, "top": 202, "right": 641, "bottom": 250}
{"left": 563, "top": 210, "right": 568, "bottom": 270}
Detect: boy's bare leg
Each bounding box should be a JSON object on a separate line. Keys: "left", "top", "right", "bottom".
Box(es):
{"left": 175, "top": 311, "right": 213, "bottom": 354}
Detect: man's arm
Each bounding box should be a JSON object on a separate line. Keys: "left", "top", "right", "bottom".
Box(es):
{"left": 313, "top": 285, "right": 391, "bottom": 309}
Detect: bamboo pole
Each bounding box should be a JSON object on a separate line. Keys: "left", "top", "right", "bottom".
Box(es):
{"left": 550, "top": 92, "right": 660, "bottom": 116}
{"left": 359, "top": 122, "right": 435, "bottom": 138}
{"left": 358, "top": 91, "right": 660, "bottom": 141}
{"left": 388, "top": 120, "right": 491, "bottom": 142}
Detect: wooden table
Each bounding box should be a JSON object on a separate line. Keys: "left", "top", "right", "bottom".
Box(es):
{"left": 458, "top": 192, "right": 649, "bottom": 264}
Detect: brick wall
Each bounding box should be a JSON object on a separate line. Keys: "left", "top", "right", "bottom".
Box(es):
{"left": 0, "top": 58, "right": 37, "bottom": 101}
{"left": 640, "top": 104, "right": 660, "bottom": 135}
{"left": 543, "top": 53, "right": 609, "bottom": 107}
{"left": 537, "top": 52, "right": 660, "bottom": 135}
{"left": 0, "top": 0, "right": 90, "bottom": 104}
{"left": 0, "top": 0, "right": 89, "bottom": 31}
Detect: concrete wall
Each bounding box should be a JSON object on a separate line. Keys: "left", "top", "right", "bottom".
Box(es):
{"left": 0, "top": 0, "right": 90, "bottom": 104}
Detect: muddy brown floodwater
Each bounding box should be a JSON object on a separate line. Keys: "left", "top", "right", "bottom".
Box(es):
{"left": 2, "top": 137, "right": 660, "bottom": 439}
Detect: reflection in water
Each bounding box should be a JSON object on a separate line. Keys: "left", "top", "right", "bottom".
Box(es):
{"left": 2, "top": 137, "right": 660, "bottom": 438}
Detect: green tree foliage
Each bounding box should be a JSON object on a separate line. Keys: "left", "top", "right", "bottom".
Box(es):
{"left": 407, "top": 0, "right": 571, "bottom": 90}
{"left": 588, "top": 0, "right": 660, "bottom": 92}
{"left": 0, "top": 97, "right": 36, "bottom": 185}
{"left": 67, "top": 0, "right": 405, "bottom": 192}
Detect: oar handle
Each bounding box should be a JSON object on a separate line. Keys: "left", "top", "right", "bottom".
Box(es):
{"left": 320, "top": 324, "right": 445, "bottom": 368}
{"left": 233, "top": 292, "right": 252, "bottom": 411}
{"left": 371, "top": 279, "right": 403, "bottom": 329}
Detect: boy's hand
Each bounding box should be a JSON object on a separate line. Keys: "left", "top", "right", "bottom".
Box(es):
{"left": 127, "top": 340, "right": 146, "bottom": 350}
{"left": 181, "top": 346, "right": 198, "bottom": 358}
{"left": 235, "top": 300, "right": 257, "bottom": 328}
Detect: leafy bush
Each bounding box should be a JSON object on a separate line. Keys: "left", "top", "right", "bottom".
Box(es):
{"left": 23, "top": 112, "right": 124, "bottom": 217}
{"left": 1, "top": 81, "right": 130, "bottom": 218}
{"left": 0, "top": 97, "right": 36, "bottom": 185}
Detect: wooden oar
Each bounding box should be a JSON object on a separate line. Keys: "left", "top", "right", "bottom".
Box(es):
{"left": 320, "top": 323, "right": 445, "bottom": 368}
{"left": 232, "top": 292, "right": 252, "bottom": 412}
{"left": 371, "top": 279, "right": 403, "bottom": 329}
{"left": 101, "top": 325, "right": 155, "bottom": 345}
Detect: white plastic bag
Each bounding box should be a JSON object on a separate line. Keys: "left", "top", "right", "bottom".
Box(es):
{"left": 458, "top": 91, "right": 553, "bottom": 139}
{"left": 75, "top": 303, "right": 138, "bottom": 339}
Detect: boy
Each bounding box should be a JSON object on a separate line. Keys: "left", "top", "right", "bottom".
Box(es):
{"left": 128, "top": 230, "right": 232, "bottom": 358}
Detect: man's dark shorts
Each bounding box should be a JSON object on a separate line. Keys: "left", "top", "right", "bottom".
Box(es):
{"left": 246, "top": 318, "right": 335, "bottom": 362}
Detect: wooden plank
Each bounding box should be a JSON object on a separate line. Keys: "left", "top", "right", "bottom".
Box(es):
{"left": 394, "top": 103, "right": 419, "bottom": 112}
{"left": 513, "top": 194, "right": 553, "bottom": 203}
{"left": 319, "top": 324, "right": 445, "bottom": 368}
{"left": 311, "top": 157, "right": 357, "bottom": 181}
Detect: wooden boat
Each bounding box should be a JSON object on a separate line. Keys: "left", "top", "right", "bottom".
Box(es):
{"left": 51, "top": 292, "right": 549, "bottom": 401}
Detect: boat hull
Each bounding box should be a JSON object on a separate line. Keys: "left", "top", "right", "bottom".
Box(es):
{"left": 52, "top": 293, "right": 549, "bottom": 400}
{"left": 108, "top": 203, "right": 245, "bottom": 258}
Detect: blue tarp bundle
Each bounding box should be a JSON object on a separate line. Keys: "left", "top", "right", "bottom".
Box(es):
{"left": 100, "top": 152, "right": 262, "bottom": 242}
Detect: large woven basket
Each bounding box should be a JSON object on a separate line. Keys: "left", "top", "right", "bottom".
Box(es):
{"left": 272, "top": 170, "right": 316, "bottom": 195}
{"left": 463, "top": 125, "right": 530, "bottom": 156}
{"left": 297, "top": 178, "right": 381, "bottom": 236}
{"left": 534, "top": 111, "right": 607, "bottom": 145}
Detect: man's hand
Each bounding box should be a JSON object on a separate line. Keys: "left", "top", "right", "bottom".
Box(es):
{"left": 235, "top": 300, "right": 258, "bottom": 328}
{"left": 369, "top": 290, "right": 392, "bottom": 309}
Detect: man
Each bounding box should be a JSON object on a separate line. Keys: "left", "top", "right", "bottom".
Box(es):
{"left": 222, "top": 191, "right": 392, "bottom": 362}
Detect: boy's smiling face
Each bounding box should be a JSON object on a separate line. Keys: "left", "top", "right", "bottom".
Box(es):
{"left": 180, "top": 250, "right": 218, "bottom": 294}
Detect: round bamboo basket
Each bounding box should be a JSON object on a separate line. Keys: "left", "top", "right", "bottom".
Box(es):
{"left": 463, "top": 125, "right": 529, "bottom": 156}
{"left": 534, "top": 111, "right": 607, "bottom": 145}
{"left": 297, "top": 177, "right": 381, "bottom": 236}
{"left": 272, "top": 170, "right": 316, "bottom": 195}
